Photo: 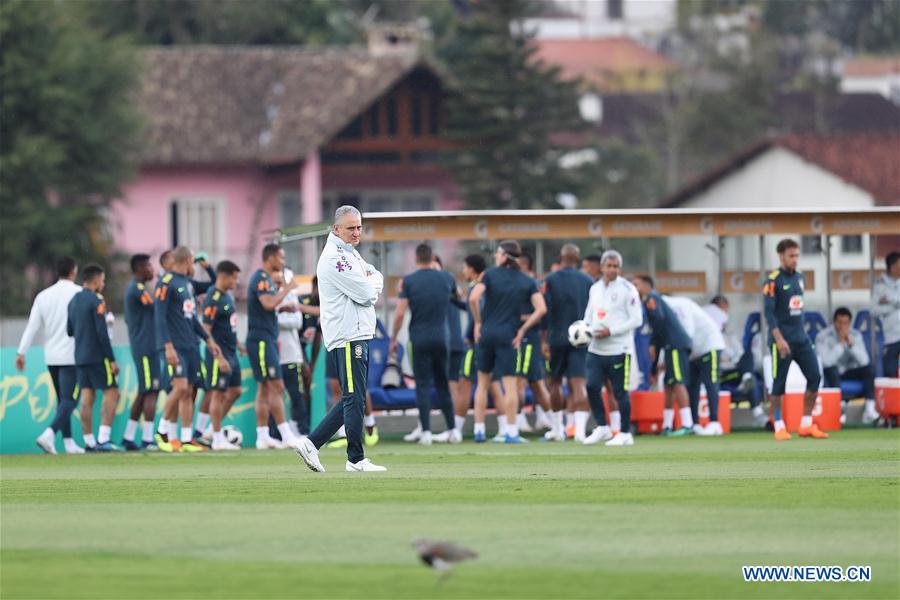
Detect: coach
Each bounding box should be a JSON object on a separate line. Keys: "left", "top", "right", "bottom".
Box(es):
{"left": 296, "top": 206, "right": 387, "bottom": 473}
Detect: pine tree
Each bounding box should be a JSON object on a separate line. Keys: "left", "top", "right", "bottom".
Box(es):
{"left": 441, "top": 0, "right": 586, "bottom": 209}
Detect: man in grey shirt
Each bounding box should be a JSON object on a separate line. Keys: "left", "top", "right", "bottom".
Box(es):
{"left": 816, "top": 307, "right": 879, "bottom": 424}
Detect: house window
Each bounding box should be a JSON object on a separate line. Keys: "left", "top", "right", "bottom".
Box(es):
{"left": 429, "top": 95, "right": 440, "bottom": 135}
{"left": 801, "top": 235, "right": 822, "bottom": 255}
{"left": 411, "top": 94, "right": 423, "bottom": 136}
{"left": 607, "top": 0, "right": 623, "bottom": 20}
{"left": 368, "top": 103, "right": 381, "bottom": 136}
{"left": 170, "top": 198, "right": 224, "bottom": 258}
{"left": 841, "top": 235, "right": 863, "bottom": 254}
{"left": 386, "top": 97, "right": 398, "bottom": 136}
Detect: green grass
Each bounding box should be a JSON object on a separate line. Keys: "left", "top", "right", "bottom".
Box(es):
{"left": 2, "top": 430, "right": 898, "bottom": 599}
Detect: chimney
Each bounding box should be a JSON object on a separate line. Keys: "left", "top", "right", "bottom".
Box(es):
{"left": 366, "top": 22, "right": 430, "bottom": 56}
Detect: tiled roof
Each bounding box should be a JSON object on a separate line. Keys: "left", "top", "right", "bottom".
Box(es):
{"left": 138, "top": 46, "right": 423, "bottom": 166}
{"left": 843, "top": 56, "right": 900, "bottom": 77}
{"left": 534, "top": 37, "right": 677, "bottom": 86}
{"left": 660, "top": 133, "right": 900, "bottom": 208}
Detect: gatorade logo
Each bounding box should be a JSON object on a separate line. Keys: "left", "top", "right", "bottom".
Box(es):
{"left": 587, "top": 218, "right": 603, "bottom": 236}
{"left": 699, "top": 398, "right": 710, "bottom": 419}
{"left": 474, "top": 220, "right": 489, "bottom": 238}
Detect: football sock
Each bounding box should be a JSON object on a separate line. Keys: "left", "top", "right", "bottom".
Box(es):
{"left": 180, "top": 427, "right": 192, "bottom": 443}
{"left": 574, "top": 411, "right": 588, "bottom": 438}
{"left": 610, "top": 410, "right": 621, "bottom": 433}
{"left": 168, "top": 421, "right": 179, "bottom": 441}
{"left": 663, "top": 408, "right": 675, "bottom": 430}
{"left": 63, "top": 438, "right": 80, "bottom": 453}
{"left": 535, "top": 404, "right": 548, "bottom": 422}
{"left": 142, "top": 422, "right": 155, "bottom": 443}
{"left": 679, "top": 407, "right": 694, "bottom": 428}
{"left": 98, "top": 425, "right": 111, "bottom": 445}
{"left": 474, "top": 422, "right": 486, "bottom": 436}
{"left": 454, "top": 415, "right": 465, "bottom": 431}
{"left": 195, "top": 412, "right": 210, "bottom": 434}
{"left": 800, "top": 415, "right": 812, "bottom": 428}
{"left": 775, "top": 419, "right": 786, "bottom": 432}
{"left": 123, "top": 419, "right": 138, "bottom": 442}
{"left": 213, "top": 430, "right": 226, "bottom": 446}
{"left": 507, "top": 424, "right": 519, "bottom": 438}
{"left": 276, "top": 422, "right": 294, "bottom": 442}
{"left": 364, "top": 414, "right": 376, "bottom": 427}
{"left": 256, "top": 427, "right": 269, "bottom": 444}
{"left": 83, "top": 433, "right": 96, "bottom": 448}
{"left": 496, "top": 416, "right": 507, "bottom": 436}
{"left": 565, "top": 411, "right": 574, "bottom": 428}
{"left": 157, "top": 418, "right": 169, "bottom": 436}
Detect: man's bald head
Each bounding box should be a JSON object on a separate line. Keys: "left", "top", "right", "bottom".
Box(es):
{"left": 172, "top": 246, "right": 194, "bottom": 271}
{"left": 560, "top": 243, "right": 580, "bottom": 267}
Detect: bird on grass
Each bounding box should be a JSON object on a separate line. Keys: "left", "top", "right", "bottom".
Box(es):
{"left": 412, "top": 538, "right": 478, "bottom": 576}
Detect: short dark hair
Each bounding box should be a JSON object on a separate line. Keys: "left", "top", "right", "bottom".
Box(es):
{"left": 886, "top": 251, "right": 900, "bottom": 271}
{"left": 216, "top": 260, "right": 240, "bottom": 275}
{"left": 776, "top": 238, "right": 799, "bottom": 254}
{"left": 130, "top": 253, "right": 151, "bottom": 274}
{"left": 415, "top": 244, "right": 433, "bottom": 264}
{"left": 262, "top": 243, "right": 282, "bottom": 262}
{"left": 82, "top": 264, "right": 104, "bottom": 283}
{"left": 159, "top": 249, "right": 173, "bottom": 267}
{"left": 56, "top": 256, "right": 76, "bottom": 278}
{"left": 519, "top": 251, "right": 534, "bottom": 270}
{"left": 634, "top": 274, "right": 655, "bottom": 288}
{"left": 833, "top": 306, "right": 852, "bottom": 321}
{"left": 583, "top": 254, "right": 603, "bottom": 265}
{"left": 710, "top": 295, "right": 728, "bottom": 308}
{"left": 464, "top": 254, "right": 486, "bottom": 274}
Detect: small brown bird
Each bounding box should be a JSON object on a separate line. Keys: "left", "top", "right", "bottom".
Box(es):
{"left": 412, "top": 538, "right": 478, "bottom": 574}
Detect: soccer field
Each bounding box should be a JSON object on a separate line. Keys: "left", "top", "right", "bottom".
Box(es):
{"left": 2, "top": 430, "right": 898, "bottom": 599}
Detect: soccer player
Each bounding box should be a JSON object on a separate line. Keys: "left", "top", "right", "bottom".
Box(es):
{"left": 764, "top": 239, "right": 827, "bottom": 440}
{"left": 455, "top": 254, "right": 503, "bottom": 441}
{"left": 246, "top": 243, "right": 301, "bottom": 450}
{"left": 665, "top": 295, "right": 726, "bottom": 436}
{"left": 470, "top": 240, "right": 547, "bottom": 444}
{"left": 542, "top": 244, "right": 593, "bottom": 442}
{"left": 154, "top": 246, "right": 222, "bottom": 453}
{"left": 17, "top": 257, "right": 83, "bottom": 455}
{"left": 295, "top": 205, "right": 387, "bottom": 472}
{"left": 390, "top": 244, "right": 456, "bottom": 445}
{"left": 274, "top": 268, "right": 311, "bottom": 438}
{"left": 581, "top": 254, "right": 603, "bottom": 282}
{"left": 121, "top": 254, "right": 161, "bottom": 451}
{"left": 817, "top": 307, "right": 880, "bottom": 424}
{"left": 582, "top": 250, "right": 643, "bottom": 446}
{"left": 201, "top": 260, "right": 245, "bottom": 451}
{"left": 67, "top": 264, "right": 121, "bottom": 452}
{"left": 431, "top": 254, "right": 467, "bottom": 444}
{"left": 159, "top": 249, "right": 217, "bottom": 295}
{"left": 632, "top": 275, "right": 695, "bottom": 436}
{"left": 872, "top": 251, "right": 899, "bottom": 377}
{"left": 515, "top": 252, "right": 553, "bottom": 434}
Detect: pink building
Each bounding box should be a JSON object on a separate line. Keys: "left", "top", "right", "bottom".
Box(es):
{"left": 111, "top": 43, "right": 460, "bottom": 285}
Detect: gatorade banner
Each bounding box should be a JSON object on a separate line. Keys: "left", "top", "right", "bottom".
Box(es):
{"left": 0, "top": 346, "right": 325, "bottom": 454}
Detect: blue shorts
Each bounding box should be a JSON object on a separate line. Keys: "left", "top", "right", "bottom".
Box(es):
{"left": 204, "top": 350, "right": 242, "bottom": 391}
{"left": 76, "top": 359, "right": 117, "bottom": 390}
{"left": 477, "top": 340, "right": 517, "bottom": 378}
{"left": 516, "top": 342, "right": 545, "bottom": 382}
{"left": 549, "top": 344, "right": 587, "bottom": 379}
{"left": 770, "top": 339, "right": 821, "bottom": 396}
{"left": 448, "top": 349, "right": 464, "bottom": 382}
{"left": 132, "top": 353, "right": 161, "bottom": 394}
{"left": 665, "top": 348, "right": 690, "bottom": 386}
{"left": 247, "top": 338, "right": 282, "bottom": 382}
{"left": 164, "top": 346, "right": 204, "bottom": 388}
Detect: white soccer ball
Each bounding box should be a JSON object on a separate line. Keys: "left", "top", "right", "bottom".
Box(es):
{"left": 222, "top": 425, "right": 243, "bottom": 446}
{"left": 568, "top": 320, "right": 592, "bottom": 348}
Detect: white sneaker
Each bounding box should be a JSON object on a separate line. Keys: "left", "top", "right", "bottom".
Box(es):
{"left": 200, "top": 429, "right": 213, "bottom": 445}
{"left": 752, "top": 411, "right": 769, "bottom": 427}
{"left": 862, "top": 407, "right": 880, "bottom": 425}
{"left": 64, "top": 439, "right": 85, "bottom": 454}
{"left": 432, "top": 430, "right": 451, "bottom": 443}
{"left": 534, "top": 415, "right": 553, "bottom": 431}
{"left": 701, "top": 421, "right": 723, "bottom": 436}
{"left": 403, "top": 425, "right": 422, "bottom": 442}
{"left": 268, "top": 437, "right": 286, "bottom": 449}
{"left": 295, "top": 437, "right": 325, "bottom": 472}
{"left": 449, "top": 429, "right": 463, "bottom": 444}
{"left": 605, "top": 432, "right": 634, "bottom": 446}
{"left": 283, "top": 435, "right": 305, "bottom": 450}
{"left": 212, "top": 439, "right": 241, "bottom": 451}
{"left": 692, "top": 424, "right": 705, "bottom": 435}
{"left": 573, "top": 433, "right": 585, "bottom": 443}
{"left": 255, "top": 439, "right": 269, "bottom": 450}
{"left": 346, "top": 458, "right": 387, "bottom": 472}
{"left": 544, "top": 429, "right": 566, "bottom": 442}
{"left": 490, "top": 433, "right": 506, "bottom": 443}
{"left": 35, "top": 431, "right": 57, "bottom": 455}
{"left": 583, "top": 426, "right": 612, "bottom": 445}
{"left": 418, "top": 431, "right": 433, "bottom": 446}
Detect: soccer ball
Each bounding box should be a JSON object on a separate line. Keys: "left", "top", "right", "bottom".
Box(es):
{"left": 568, "top": 320, "right": 592, "bottom": 347}
{"left": 222, "top": 425, "right": 243, "bottom": 446}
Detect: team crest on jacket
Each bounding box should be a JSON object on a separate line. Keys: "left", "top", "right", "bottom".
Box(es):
{"left": 336, "top": 257, "right": 353, "bottom": 273}
{"left": 355, "top": 344, "right": 363, "bottom": 359}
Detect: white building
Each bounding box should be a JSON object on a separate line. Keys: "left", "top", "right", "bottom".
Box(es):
{"left": 660, "top": 134, "right": 900, "bottom": 326}
{"left": 841, "top": 56, "right": 900, "bottom": 105}
{"left": 525, "top": 0, "right": 677, "bottom": 41}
